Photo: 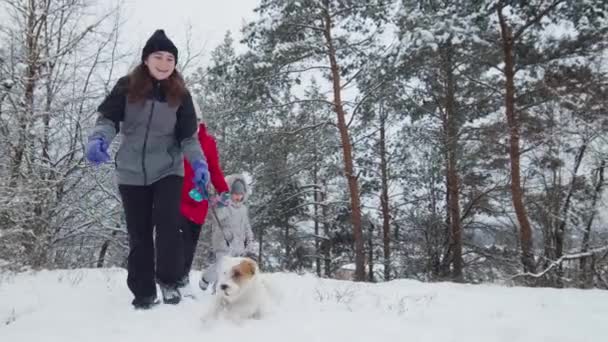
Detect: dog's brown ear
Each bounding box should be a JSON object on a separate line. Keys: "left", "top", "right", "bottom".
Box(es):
{"left": 238, "top": 259, "right": 256, "bottom": 278}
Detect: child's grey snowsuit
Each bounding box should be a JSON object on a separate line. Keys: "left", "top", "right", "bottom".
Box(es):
{"left": 200, "top": 174, "right": 258, "bottom": 287}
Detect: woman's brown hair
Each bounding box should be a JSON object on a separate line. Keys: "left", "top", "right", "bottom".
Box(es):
{"left": 127, "top": 64, "right": 186, "bottom": 107}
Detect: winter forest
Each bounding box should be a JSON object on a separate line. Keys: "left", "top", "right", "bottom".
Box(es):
{"left": 0, "top": 0, "right": 607, "bottom": 290}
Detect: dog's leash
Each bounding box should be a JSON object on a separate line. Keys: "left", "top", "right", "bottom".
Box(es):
{"left": 210, "top": 202, "right": 231, "bottom": 248}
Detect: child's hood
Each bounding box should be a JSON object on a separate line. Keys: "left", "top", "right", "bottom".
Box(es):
{"left": 226, "top": 173, "right": 249, "bottom": 203}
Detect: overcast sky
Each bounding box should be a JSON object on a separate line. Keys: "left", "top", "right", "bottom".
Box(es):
{"left": 119, "top": 0, "right": 259, "bottom": 66}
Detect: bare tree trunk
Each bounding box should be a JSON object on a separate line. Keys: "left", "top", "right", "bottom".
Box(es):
{"left": 17, "top": 0, "right": 47, "bottom": 265}
{"left": 314, "top": 165, "right": 321, "bottom": 277}
{"left": 498, "top": 8, "right": 536, "bottom": 274}
{"left": 556, "top": 144, "right": 588, "bottom": 242}
{"left": 368, "top": 223, "right": 374, "bottom": 282}
{"left": 442, "top": 42, "right": 463, "bottom": 282}
{"left": 322, "top": 179, "right": 331, "bottom": 277}
{"left": 322, "top": 6, "right": 365, "bottom": 281}
{"left": 580, "top": 160, "right": 605, "bottom": 288}
{"left": 12, "top": 0, "right": 44, "bottom": 184}
{"left": 539, "top": 164, "right": 560, "bottom": 287}
{"left": 546, "top": 142, "right": 588, "bottom": 286}
{"left": 378, "top": 106, "right": 391, "bottom": 281}
{"left": 444, "top": 164, "right": 452, "bottom": 275}
{"left": 284, "top": 217, "right": 291, "bottom": 270}
{"left": 312, "top": 113, "right": 322, "bottom": 277}
{"left": 41, "top": 0, "right": 60, "bottom": 171}
{"left": 429, "top": 168, "right": 447, "bottom": 278}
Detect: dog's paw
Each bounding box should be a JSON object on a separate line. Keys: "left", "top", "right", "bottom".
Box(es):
{"left": 200, "top": 314, "right": 218, "bottom": 330}
{"left": 200, "top": 317, "right": 211, "bottom": 330}
{"left": 200, "top": 313, "right": 211, "bottom": 324}
{"left": 228, "top": 317, "right": 245, "bottom": 326}
{"left": 200, "top": 308, "right": 219, "bottom": 326}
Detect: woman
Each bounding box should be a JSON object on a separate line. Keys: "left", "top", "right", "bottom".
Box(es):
{"left": 86, "top": 29, "right": 209, "bottom": 309}
{"left": 176, "top": 105, "right": 229, "bottom": 297}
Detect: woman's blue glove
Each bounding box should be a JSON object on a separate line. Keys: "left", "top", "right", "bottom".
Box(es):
{"left": 86, "top": 137, "right": 110, "bottom": 165}
{"left": 192, "top": 160, "right": 210, "bottom": 188}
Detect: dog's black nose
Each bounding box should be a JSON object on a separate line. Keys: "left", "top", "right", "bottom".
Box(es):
{"left": 220, "top": 284, "right": 228, "bottom": 290}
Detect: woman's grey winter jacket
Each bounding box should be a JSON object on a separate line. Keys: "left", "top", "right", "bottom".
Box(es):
{"left": 89, "top": 76, "right": 204, "bottom": 185}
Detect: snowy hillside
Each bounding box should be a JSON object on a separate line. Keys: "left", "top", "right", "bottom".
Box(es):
{"left": 1, "top": 269, "right": 607, "bottom": 342}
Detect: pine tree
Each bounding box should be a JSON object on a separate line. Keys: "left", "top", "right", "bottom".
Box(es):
{"left": 390, "top": 0, "right": 498, "bottom": 281}
{"left": 243, "top": 0, "right": 391, "bottom": 281}
{"left": 474, "top": 0, "right": 608, "bottom": 277}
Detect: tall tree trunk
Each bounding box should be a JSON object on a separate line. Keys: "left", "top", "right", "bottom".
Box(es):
{"left": 12, "top": 0, "right": 42, "bottom": 184}
{"left": 556, "top": 143, "right": 588, "bottom": 239}
{"left": 322, "top": 7, "right": 365, "bottom": 281}
{"left": 580, "top": 160, "right": 605, "bottom": 288}
{"left": 322, "top": 179, "right": 331, "bottom": 277}
{"left": 431, "top": 169, "right": 448, "bottom": 278}
{"left": 18, "top": 0, "right": 47, "bottom": 265}
{"left": 312, "top": 110, "right": 322, "bottom": 277}
{"left": 498, "top": 8, "right": 536, "bottom": 274}
{"left": 540, "top": 165, "right": 560, "bottom": 287}
{"left": 314, "top": 160, "right": 321, "bottom": 277}
{"left": 443, "top": 166, "right": 452, "bottom": 277}
{"left": 42, "top": 1, "right": 55, "bottom": 170}
{"left": 442, "top": 42, "right": 463, "bottom": 282}
{"left": 368, "top": 223, "right": 374, "bottom": 282}
{"left": 284, "top": 217, "right": 291, "bottom": 270}
{"left": 379, "top": 109, "right": 391, "bottom": 281}
{"left": 546, "top": 142, "right": 588, "bottom": 286}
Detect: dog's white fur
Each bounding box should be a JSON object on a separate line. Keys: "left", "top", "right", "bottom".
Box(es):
{"left": 201, "top": 256, "right": 275, "bottom": 324}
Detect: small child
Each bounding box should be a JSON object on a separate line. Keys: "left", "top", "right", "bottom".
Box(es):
{"left": 199, "top": 174, "right": 258, "bottom": 292}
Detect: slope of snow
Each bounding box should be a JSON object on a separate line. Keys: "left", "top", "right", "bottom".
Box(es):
{"left": 1, "top": 268, "right": 607, "bottom": 342}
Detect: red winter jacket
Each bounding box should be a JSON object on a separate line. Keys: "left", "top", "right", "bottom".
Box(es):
{"left": 180, "top": 123, "right": 229, "bottom": 225}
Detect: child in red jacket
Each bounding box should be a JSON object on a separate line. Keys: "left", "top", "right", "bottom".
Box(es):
{"left": 177, "top": 121, "right": 229, "bottom": 295}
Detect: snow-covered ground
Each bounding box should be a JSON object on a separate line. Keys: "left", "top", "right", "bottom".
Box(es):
{"left": 1, "top": 268, "right": 607, "bottom": 342}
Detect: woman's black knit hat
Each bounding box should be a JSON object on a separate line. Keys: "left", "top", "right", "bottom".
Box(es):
{"left": 141, "top": 29, "right": 178, "bottom": 63}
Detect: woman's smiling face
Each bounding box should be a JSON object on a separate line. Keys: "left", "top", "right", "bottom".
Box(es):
{"left": 144, "top": 51, "right": 176, "bottom": 80}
